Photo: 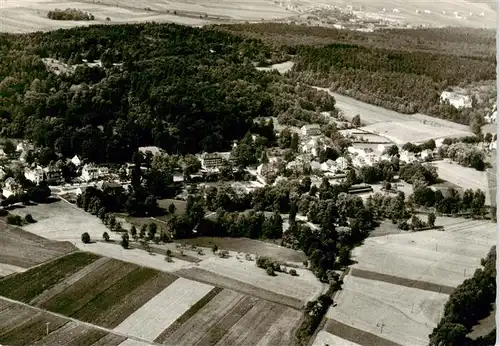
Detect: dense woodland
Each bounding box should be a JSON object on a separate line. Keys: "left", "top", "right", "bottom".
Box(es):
{"left": 429, "top": 246, "right": 496, "bottom": 346}
{"left": 220, "top": 23, "right": 496, "bottom": 125}
{"left": 0, "top": 23, "right": 496, "bottom": 165}
{"left": 0, "top": 23, "right": 335, "bottom": 163}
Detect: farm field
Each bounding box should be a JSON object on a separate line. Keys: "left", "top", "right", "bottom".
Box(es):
{"left": 325, "top": 275, "right": 449, "bottom": 346}
{"left": 113, "top": 278, "right": 214, "bottom": 341}
{"left": 0, "top": 222, "right": 76, "bottom": 269}
{"left": 0, "top": 0, "right": 294, "bottom": 33}
{"left": 351, "top": 218, "right": 495, "bottom": 287}
{"left": 359, "top": 120, "right": 471, "bottom": 144}
{"left": 187, "top": 251, "right": 325, "bottom": 306}
{"left": 0, "top": 251, "right": 304, "bottom": 346}
{"left": 0, "top": 297, "right": 121, "bottom": 346}
{"left": 312, "top": 331, "right": 362, "bottom": 346}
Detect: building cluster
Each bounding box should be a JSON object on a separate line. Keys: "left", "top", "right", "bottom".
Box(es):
{"left": 439, "top": 91, "right": 472, "bottom": 109}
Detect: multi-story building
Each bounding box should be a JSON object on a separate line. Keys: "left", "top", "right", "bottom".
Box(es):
{"left": 43, "top": 165, "right": 63, "bottom": 183}
{"left": 201, "top": 153, "right": 223, "bottom": 169}
{"left": 25, "top": 165, "right": 44, "bottom": 184}
{"left": 301, "top": 124, "right": 321, "bottom": 137}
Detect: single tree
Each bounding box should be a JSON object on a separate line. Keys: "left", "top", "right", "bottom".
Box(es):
{"left": 103, "top": 232, "right": 110, "bottom": 242}
{"left": 289, "top": 269, "right": 298, "bottom": 276}
{"left": 140, "top": 224, "right": 147, "bottom": 238}
{"left": 427, "top": 212, "right": 436, "bottom": 228}
{"left": 81, "top": 232, "right": 91, "bottom": 244}
{"left": 25, "top": 214, "right": 35, "bottom": 223}
{"left": 168, "top": 203, "right": 176, "bottom": 214}
{"left": 148, "top": 222, "right": 157, "bottom": 240}
{"left": 121, "top": 233, "right": 129, "bottom": 249}
{"left": 130, "top": 225, "right": 137, "bottom": 239}
{"left": 212, "top": 244, "right": 218, "bottom": 253}
{"left": 351, "top": 114, "right": 361, "bottom": 128}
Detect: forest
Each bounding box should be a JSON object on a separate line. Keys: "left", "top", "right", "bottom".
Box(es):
{"left": 220, "top": 23, "right": 496, "bottom": 125}
{"left": 0, "top": 23, "right": 334, "bottom": 163}
{"left": 0, "top": 22, "right": 496, "bottom": 164}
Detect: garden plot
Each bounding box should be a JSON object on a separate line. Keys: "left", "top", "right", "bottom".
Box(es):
{"left": 431, "top": 160, "right": 491, "bottom": 204}
{"left": 326, "top": 275, "right": 449, "bottom": 346}
{"left": 312, "top": 331, "right": 362, "bottom": 346}
{"left": 193, "top": 252, "right": 325, "bottom": 305}
{"left": 114, "top": 277, "right": 214, "bottom": 341}
{"left": 351, "top": 219, "right": 496, "bottom": 288}
{"left": 32, "top": 321, "right": 109, "bottom": 346}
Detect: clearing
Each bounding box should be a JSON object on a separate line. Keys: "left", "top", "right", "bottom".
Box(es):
{"left": 325, "top": 275, "right": 449, "bottom": 346}
{"left": 180, "top": 236, "right": 307, "bottom": 263}
{"left": 431, "top": 160, "right": 492, "bottom": 205}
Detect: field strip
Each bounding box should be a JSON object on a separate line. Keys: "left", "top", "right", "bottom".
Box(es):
{"left": 213, "top": 300, "right": 273, "bottom": 345}
{"left": 350, "top": 268, "right": 455, "bottom": 294}
{"left": 32, "top": 321, "right": 108, "bottom": 346}
{"left": 40, "top": 259, "right": 138, "bottom": 316}
{"left": 326, "top": 276, "right": 448, "bottom": 346}
{"left": 324, "top": 319, "right": 401, "bottom": 346}
{"left": 30, "top": 257, "right": 111, "bottom": 306}
{"left": 158, "top": 288, "right": 246, "bottom": 345}
{"left": 255, "top": 307, "right": 303, "bottom": 346}
{"left": 193, "top": 295, "right": 258, "bottom": 346}
{"left": 118, "top": 339, "right": 154, "bottom": 346}
{"left": 0, "top": 296, "right": 158, "bottom": 345}
{"left": 73, "top": 269, "right": 177, "bottom": 328}
{"left": 312, "top": 330, "right": 363, "bottom": 346}
{"left": 219, "top": 302, "right": 287, "bottom": 346}
{"left": 175, "top": 267, "right": 303, "bottom": 309}
{"left": 90, "top": 333, "right": 127, "bottom": 346}
{"left": 153, "top": 286, "right": 223, "bottom": 343}
{"left": 0, "top": 263, "right": 26, "bottom": 277}
{"left": 114, "top": 277, "right": 214, "bottom": 341}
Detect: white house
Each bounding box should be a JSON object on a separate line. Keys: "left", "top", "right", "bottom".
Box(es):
{"left": 484, "top": 110, "right": 497, "bottom": 124}
{"left": 336, "top": 157, "right": 349, "bottom": 170}
{"left": 25, "top": 165, "right": 44, "bottom": 184}
{"left": 320, "top": 159, "right": 337, "bottom": 172}
{"left": 420, "top": 149, "right": 433, "bottom": 160}
{"left": 489, "top": 141, "right": 497, "bottom": 151}
{"left": 81, "top": 164, "right": 99, "bottom": 182}
{"left": 400, "top": 150, "right": 417, "bottom": 163}
{"left": 301, "top": 124, "right": 321, "bottom": 137}
{"left": 16, "top": 142, "right": 34, "bottom": 153}
{"left": 440, "top": 91, "right": 472, "bottom": 109}
{"left": 71, "top": 155, "right": 82, "bottom": 167}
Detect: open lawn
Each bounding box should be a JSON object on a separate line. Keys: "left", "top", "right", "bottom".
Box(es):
{"left": 17, "top": 200, "right": 113, "bottom": 244}
{"left": 157, "top": 198, "right": 187, "bottom": 215}
{"left": 431, "top": 160, "right": 491, "bottom": 204}
{"left": 326, "top": 275, "right": 449, "bottom": 346}
{"left": 0, "top": 223, "right": 76, "bottom": 268}
{"left": 180, "top": 236, "right": 307, "bottom": 263}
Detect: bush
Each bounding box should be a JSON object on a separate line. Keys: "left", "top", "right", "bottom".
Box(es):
{"left": 266, "top": 265, "right": 276, "bottom": 276}
{"left": 218, "top": 250, "right": 229, "bottom": 258}
{"left": 289, "top": 269, "right": 298, "bottom": 276}
{"left": 25, "top": 214, "right": 35, "bottom": 223}
{"left": 6, "top": 214, "right": 22, "bottom": 226}
{"left": 81, "top": 232, "right": 91, "bottom": 244}
{"left": 103, "top": 232, "right": 110, "bottom": 242}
